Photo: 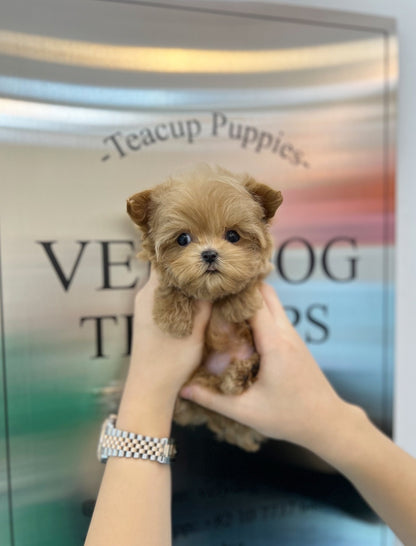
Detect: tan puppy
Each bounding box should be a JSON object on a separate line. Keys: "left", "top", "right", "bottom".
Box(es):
{"left": 127, "top": 165, "right": 282, "bottom": 451}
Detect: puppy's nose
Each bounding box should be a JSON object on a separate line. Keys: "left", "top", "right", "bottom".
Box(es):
{"left": 201, "top": 249, "right": 218, "bottom": 264}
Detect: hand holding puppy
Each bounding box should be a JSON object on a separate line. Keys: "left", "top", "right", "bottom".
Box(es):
{"left": 129, "top": 270, "right": 211, "bottom": 399}
{"left": 116, "top": 270, "right": 211, "bottom": 436}
{"left": 181, "top": 282, "right": 350, "bottom": 456}
{"left": 181, "top": 283, "right": 416, "bottom": 546}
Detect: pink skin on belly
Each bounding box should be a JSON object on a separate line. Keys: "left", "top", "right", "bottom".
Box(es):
{"left": 204, "top": 342, "right": 255, "bottom": 375}
{"left": 203, "top": 313, "right": 255, "bottom": 375}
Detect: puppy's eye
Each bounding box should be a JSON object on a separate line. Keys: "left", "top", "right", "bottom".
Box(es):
{"left": 177, "top": 233, "right": 192, "bottom": 246}
{"left": 225, "top": 230, "right": 240, "bottom": 243}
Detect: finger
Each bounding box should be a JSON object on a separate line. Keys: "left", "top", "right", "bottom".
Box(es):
{"left": 180, "top": 384, "right": 244, "bottom": 423}
{"left": 249, "top": 293, "right": 278, "bottom": 354}
{"left": 259, "top": 283, "right": 289, "bottom": 325}
{"left": 192, "top": 300, "right": 212, "bottom": 340}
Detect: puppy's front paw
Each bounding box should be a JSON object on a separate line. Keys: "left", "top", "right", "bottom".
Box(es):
{"left": 153, "top": 286, "right": 194, "bottom": 337}
{"left": 219, "top": 286, "right": 262, "bottom": 323}
{"left": 218, "top": 353, "right": 260, "bottom": 395}
{"left": 160, "top": 315, "right": 193, "bottom": 337}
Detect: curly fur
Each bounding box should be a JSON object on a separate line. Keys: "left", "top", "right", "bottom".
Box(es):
{"left": 127, "top": 164, "right": 282, "bottom": 452}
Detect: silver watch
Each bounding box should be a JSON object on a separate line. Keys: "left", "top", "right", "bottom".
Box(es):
{"left": 97, "top": 414, "right": 176, "bottom": 464}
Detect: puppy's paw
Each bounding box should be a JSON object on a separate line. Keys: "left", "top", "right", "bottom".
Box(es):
{"left": 153, "top": 285, "right": 194, "bottom": 337}
{"left": 218, "top": 353, "right": 260, "bottom": 395}
{"left": 219, "top": 286, "right": 262, "bottom": 323}
{"left": 157, "top": 314, "right": 193, "bottom": 337}
{"left": 234, "top": 427, "right": 265, "bottom": 452}
{"left": 174, "top": 397, "right": 209, "bottom": 426}
{"left": 207, "top": 413, "right": 265, "bottom": 452}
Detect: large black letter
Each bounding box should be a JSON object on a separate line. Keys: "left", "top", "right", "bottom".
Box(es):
{"left": 322, "top": 237, "right": 358, "bottom": 282}
{"left": 37, "top": 240, "right": 89, "bottom": 291}
{"left": 284, "top": 305, "right": 301, "bottom": 327}
{"left": 276, "top": 238, "right": 315, "bottom": 284}
{"left": 99, "top": 240, "right": 138, "bottom": 290}
{"left": 79, "top": 315, "right": 118, "bottom": 358}
{"left": 305, "top": 304, "right": 329, "bottom": 344}
{"left": 123, "top": 314, "right": 133, "bottom": 356}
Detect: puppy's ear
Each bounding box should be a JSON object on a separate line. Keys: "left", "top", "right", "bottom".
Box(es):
{"left": 126, "top": 189, "right": 153, "bottom": 228}
{"left": 244, "top": 178, "right": 283, "bottom": 220}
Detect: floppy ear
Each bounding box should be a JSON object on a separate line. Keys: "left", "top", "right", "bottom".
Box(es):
{"left": 126, "top": 189, "right": 153, "bottom": 228}
{"left": 244, "top": 178, "right": 283, "bottom": 221}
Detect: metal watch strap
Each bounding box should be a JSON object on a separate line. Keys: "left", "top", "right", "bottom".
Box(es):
{"left": 97, "top": 414, "right": 176, "bottom": 464}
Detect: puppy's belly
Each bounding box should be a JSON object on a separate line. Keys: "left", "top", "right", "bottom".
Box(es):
{"left": 204, "top": 344, "right": 255, "bottom": 375}
{"left": 204, "top": 313, "right": 255, "bottom": 375}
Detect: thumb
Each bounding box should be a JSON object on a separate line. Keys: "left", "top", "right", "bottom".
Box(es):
{"left": 180, "top": 383, "right": 243, "bottom": 423}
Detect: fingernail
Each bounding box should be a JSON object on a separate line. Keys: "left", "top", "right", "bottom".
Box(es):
{"left": 180, "top": 386, "right": 193, "bottom": 399}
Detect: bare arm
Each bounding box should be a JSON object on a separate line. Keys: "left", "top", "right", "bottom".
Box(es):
{"left": 320, "top": 407, "right": 416, "bottom": 545}
{"left": 181, "top": 283, "right": 416, "bottom": 544}
{"left": 85, "top": 272, "right": 211, "bottom": 546}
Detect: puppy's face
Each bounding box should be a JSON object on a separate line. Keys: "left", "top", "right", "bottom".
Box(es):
{"left": 127, "top": 169, "right": 282, "bottom": 300}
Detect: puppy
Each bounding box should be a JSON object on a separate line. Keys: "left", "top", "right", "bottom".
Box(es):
{"left": 127, "top": 165, "right": 282, "bottom": 451}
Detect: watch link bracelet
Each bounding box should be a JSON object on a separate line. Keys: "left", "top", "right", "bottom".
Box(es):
{"left": 97, "top": 414, "right": 176, "bottom": 464}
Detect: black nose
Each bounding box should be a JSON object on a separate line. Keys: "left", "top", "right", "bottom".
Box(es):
{"left": 201, "top": 249, "right": 218, "bottom": 264}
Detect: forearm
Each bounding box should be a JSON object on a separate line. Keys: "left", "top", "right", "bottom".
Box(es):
{"left": 84, "top": 271, "right": 210, "bottom": 545}
{"left": 85, "top": 370, "right": 176, "bottom": 546}
{"left": 85, "top": 454, "right": 172, "bottom": 546}
{"left": 311, "top": 403, "right": 416, "bottom": 544}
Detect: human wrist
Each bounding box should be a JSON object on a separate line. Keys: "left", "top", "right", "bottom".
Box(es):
{"left": 307, "top": 400, "right": 369, "bottom": 470}
{"left": 126, "top": 354, "right": 181, "bottom": 401}
{"left": 116, "top": 402, "right": 173, "bottom": 438}
{"left": 116, "top": 377, "right": 176, "bottom": 438}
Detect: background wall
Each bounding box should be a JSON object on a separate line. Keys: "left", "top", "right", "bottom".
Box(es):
{"left": 221, "top": 0, "right": 415, "bottom": 460}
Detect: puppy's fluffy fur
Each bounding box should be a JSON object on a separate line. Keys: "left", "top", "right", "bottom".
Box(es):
{"left": 127, "top": 165, "right": 282, "bottom": 451}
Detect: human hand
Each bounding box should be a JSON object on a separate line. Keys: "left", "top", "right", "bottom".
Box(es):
{"left": 116, "top": 269, "right": 211, "bottom": 434}
{"left": 128, "top": 269, "right": 211, "bottom": 401}
{"left": 180, "top": 283, "right": 351, "bottom": 455}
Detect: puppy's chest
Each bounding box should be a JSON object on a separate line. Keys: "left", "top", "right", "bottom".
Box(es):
{"left": 202, "top": 306, "right": 254, "bottom": 375}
